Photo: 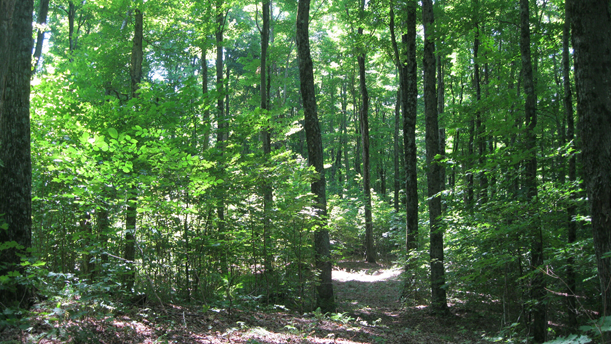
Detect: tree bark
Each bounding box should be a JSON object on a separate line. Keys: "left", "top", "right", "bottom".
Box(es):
{"left": 261, "top": 0, "right": 273, "bottom": 274}
{"left": 296, "top": 0, "right": 334, "bottom": 312}
{"left": 404, "top": 1, "right": 419, "bottom": 254}
{"left": 0, "top": 0, "right": 15, "bottom": 101}
{"left": 423, "top": 0, "right": 447, "bottom": 314}
{"left": 0, "top": 0, "right": 33, "bottom": 308}
{"left": 568, "top": 0, "right": 611, "bottom": 322}
{"left": 520, "top": 0, "right": 545, "bottom": 341}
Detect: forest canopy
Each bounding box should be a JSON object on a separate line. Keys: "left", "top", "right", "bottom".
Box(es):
{"left": 1, "top": 0, "right": 611, "bottom": 343}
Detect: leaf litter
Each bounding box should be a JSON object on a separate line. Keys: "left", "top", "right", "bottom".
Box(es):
{"left": 3, "top": 261, "right": 498, "bottom": 343}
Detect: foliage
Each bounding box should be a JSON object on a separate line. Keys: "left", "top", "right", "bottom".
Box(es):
{"left": 0, "top": 0, "right": 601, "bottom": 343}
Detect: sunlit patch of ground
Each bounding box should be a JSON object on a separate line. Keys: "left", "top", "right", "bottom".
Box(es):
{"left": 4, "top": 261, "right": 499, "bottom": 343}
{"left": 333, "top": 267, "right": 403, "bottom": 283}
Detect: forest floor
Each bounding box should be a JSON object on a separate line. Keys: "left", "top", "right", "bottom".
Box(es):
{"left": 3, "top": 261, "right": 500, "bottom": 343}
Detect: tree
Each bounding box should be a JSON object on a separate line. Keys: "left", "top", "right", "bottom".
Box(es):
{"left": 358, "top": 0, "right": 375, "bottom": 264}
{"left": 260, "top": 0, "right": 274, "bottom": 283}
{"left": 568, "top": 0, "right": 611, "bottom": 320}
{"left": 0, "top": 0, "right": 15, "bottom": 97}
{"left": 423, "top": 0, "right": 447, "bottom": 313}
{"left": 33, "top": 0, "right": 50, "bottom": 73}
{"left": 404, "top": 1, "right": 419, "bottom": 256}
{"left": 123, "top": 4, "right": 144, "bottom": 292}
{"left": 296, "top": 0, "right": 334, "bottom": 312}
{"left": 0, "top": 0, "right": 33, "bottom": 308}
{"left": 215, "top": 0, "right": 228, "bottom": 274}
{"left": 519, "top": 0, "right": 545, "bottom": 341}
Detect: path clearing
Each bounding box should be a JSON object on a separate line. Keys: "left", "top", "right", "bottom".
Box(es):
{"left": 332, "top": 261, "right": 496, "bottom": 343}
{"left": 5, "top": 261, "right": 498, "bottom": 343}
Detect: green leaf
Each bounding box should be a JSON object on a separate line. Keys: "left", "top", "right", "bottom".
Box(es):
{"left": 543, "top": 334, "right": 591, "bottom": 344}
{"left": 108, "top": 128, "right": 119, "bottom": 139}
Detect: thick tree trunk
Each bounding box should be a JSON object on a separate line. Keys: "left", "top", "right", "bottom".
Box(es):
{"left": 0, "top": 0, "right": 15, "bottom": 99}
{"left": 296, "top": 0, "right": 334, "bottom": 312}
{"left": 562, "top": 2, "right": 577, "bottom": 330}
{"left": 0, "top": 0, "right": 33, "bottom": 308}
{"left": 568, "top": 0, "right": 611, "bottom": 322}
{"left": 519, "top": 0, "right": 545, "bottom": 341}
{"left": 423, "top": 0, "right": 447, "bottom": 314}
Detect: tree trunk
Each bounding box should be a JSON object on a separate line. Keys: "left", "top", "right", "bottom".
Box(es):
{"left": 393, "top": 87, "right": 401, "bottom": 212}
{"left": 439, "top": 128, "right": 446, "bottom": 211}
{"left": 568, "top": 0, "right": 611, "bottom": 322}
{"left": 0, "top": 0, "right": 33, "bottom": 308}
{"left": 260, "top": 0, "right": 273, "bottom": 275}
{"left": 296, "top": 0, "right": 334, "bottom": 312}
{"left": 0, "top": 0, "right": 15, "bottom": 99}
{"left": 97, "top": 203, "right": 109, "bottom": 267}
{"left": 473, "top": 1, "right": 487, "bottom": 204}
{"left": 124, "top": 7, "right": 143, "bottom": 292}
{"left": 423, "top": 0, "right": 447, "bottom": 314}
{"left": 404, "top": 1, "right": 419, "bottom": 254}
{"left": 358, "top": 18, "right": 375, "bottom": 263}
{"left": 68, "top": 1, "right": 76, "bottom": 52}
{"left": 562, "top": 1, "right": 577, "bottom": 330}
{"left": 437, "top": 51, "right": 446, "bottom": 211}
{"left": 216, "top": 1, "right": 225, "bottom": 146}
{"left": 33, "top": 0, "right": 49, "bottom": 73}
{"left": 201, "top": 41, "right": 210, "bottom": 150}
{"left": 520, "top": 0, "right": 545, "bottom": 341}
{"left": 215, "top": 0, "right": 228, "bottom": 275}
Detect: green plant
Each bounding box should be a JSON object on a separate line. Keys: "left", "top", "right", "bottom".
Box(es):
{"left": 330, "top": 312, "right": 354, "bottom": 324}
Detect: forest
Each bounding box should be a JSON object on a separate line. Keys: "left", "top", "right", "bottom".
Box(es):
{"left": 2, "top": 0, "right": 611, "bottom": 343}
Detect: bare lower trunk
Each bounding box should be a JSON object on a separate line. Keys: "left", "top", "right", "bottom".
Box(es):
{"left": 423, "top": 0, "right": 447, "bottom": 314}
{"left": 568, "top": 0, "right": 611, "bottom": 323}
{"left": 296, "top": 0, "right": 334, "bottom": 312}
{"left": 0, "top": 0, "right": 33, "bottom": 308}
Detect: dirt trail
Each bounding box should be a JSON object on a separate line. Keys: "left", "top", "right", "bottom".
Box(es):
{"left": 332, "top": 261, "right": 496, "bottom": 343}
{"left": 333, "top": 261, "right": 403, "bottom": 320}
{"left": 5, "top": 261, "right": 498, "bottom": 343}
